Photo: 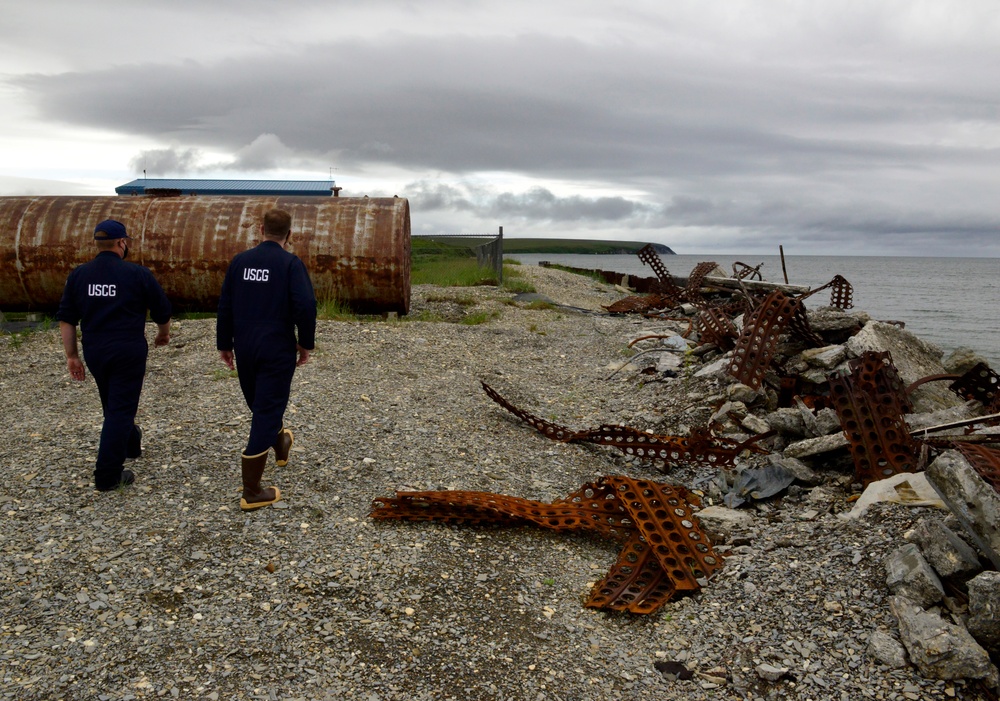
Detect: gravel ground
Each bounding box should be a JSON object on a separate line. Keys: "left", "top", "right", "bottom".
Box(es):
{"left": 0, "top": 265, "right": 989, "bottom": 700}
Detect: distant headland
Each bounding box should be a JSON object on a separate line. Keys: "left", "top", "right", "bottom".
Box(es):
{"left": 502, "top": 238, "right": 675, "bottom": 255}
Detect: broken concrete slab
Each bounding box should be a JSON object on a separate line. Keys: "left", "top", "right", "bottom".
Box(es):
{"left": 845, "top": 321, "right": 962, "bottom": 412}
{"left": 885, "top": 543, "right": 945, "bottom": 607}
{"left": 925, "top": 450, "right": 1000, "bottom": 570}
{"left": 695, "top": 505, "right": 756, "bottom": 543}
{"left": 904, "top": 518, "right": 983, "bottom": 580}
{"left": 889, "top": 595, "right": 997, "bottom": 682}
{"left": 867, "top": 629, "right": 909, "bottom": 669}
{"left": 799, "top": 344, "right": 847, "bottom": 369}
{"left": 966, "top": 571, "right": 1000, "bottom": 649}
{"left": 782, "top": 432, "right": 848, "bottom": 460}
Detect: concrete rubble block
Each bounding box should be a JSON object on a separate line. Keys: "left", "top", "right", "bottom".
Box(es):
{"left": 845, "top": 321, "right": 962, "bottom": 413}
{"left": 768, "top": 454, "right": 823, "bottom": 486}
{"left": 926, "top": 450, "right": 1000, "bottom": 570}
{"left": 712, "top": 400, "right": 748, "bottom": 425}
{"left": 867, "top": 629, "right": 909, "bottom": 669}
{"left": 904, "top": 518, "right": 983, "bottom": 579}
{"left": 741, "top": 413, "right": 771, "bottom": 435}
{"left": 885, "top": 543, "right": 945, "bottom": 607}
{"left": 695, "top": 356, "right": 730, "bottom": 378}
{"left": 889, "top": 595, "right": 997, "bottom": 682}
{"left": 967, "top": 571, "right": 1000, "bottom": 649}
{"left": 943, "top": 347, "right": 990, "bottom": 376}
{"left": 765, "top": 408, "right": 807, "bottom": 437}
{"left": 695, "top": 505, "right": 756, "bottom": 543}
{"left": 813, "top": 407, "right": 842, "bottom": 436}
{"left": 800, "top": 344, "right": 847, "bottom": 369}
{"left": 656, "top": 353, "right": 682, "bottom": 371}
{"left": 782, "top": 432, "right": 848, "bottom": 460}
{"left": 906, "top": 402, "right": 979, "bottom": 437}
{"left": 805, "top": 308, "right": 869, "bottom": 343}
{"left": 726, "top": 382, "right": 763, "bottom": 405}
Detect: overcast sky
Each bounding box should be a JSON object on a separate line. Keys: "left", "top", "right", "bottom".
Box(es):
{"left": 2, "top": 0, "right": 999, "bottom": 256}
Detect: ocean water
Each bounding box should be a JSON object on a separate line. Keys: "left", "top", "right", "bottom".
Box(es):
{"left": 509, "top": 253, "right": 1000, "bottom": 370}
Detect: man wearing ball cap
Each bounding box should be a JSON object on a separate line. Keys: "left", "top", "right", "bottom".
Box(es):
{"left": 57, "top": 219, "right": 172, "bottom": 492}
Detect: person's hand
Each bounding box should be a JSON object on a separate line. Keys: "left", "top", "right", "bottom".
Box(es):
{"left": 220, "top": 350, "right": 235, "bottom": 370}
{"left": 67, "top": 356, "right": 85, "bottom": 381}
{"left": 153, "top": 330, "right": 170, "bottom": 347}
{"left": 296, "top": 345, "right": 311, "bottom": 367}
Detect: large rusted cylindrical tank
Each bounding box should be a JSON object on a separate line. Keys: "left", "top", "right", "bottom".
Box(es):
{"left": 0, "top": 195, "right": 410, "bottom": 314}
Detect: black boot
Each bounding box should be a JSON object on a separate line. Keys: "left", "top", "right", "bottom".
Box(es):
{"left": 96, "top": 469, "right": 135, "bottom": 492}
{"left": 273, "top": 428, "right": 294, "bottom": 467}
{"left": 126, "top": 425, "right": 142, "bottom": 460}
{"left": 240, "top": 451, "right": 280, "bottom": 511}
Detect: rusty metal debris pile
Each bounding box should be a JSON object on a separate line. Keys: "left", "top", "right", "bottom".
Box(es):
{"left": 370, "top": 475, "right": 723, "bottom": 614}
{"left": 370, "top": 245, "right": 1000, "bottom": 618}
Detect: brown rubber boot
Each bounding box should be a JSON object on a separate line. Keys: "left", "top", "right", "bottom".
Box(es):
{"left": 240, "top": 451, "right": 281, "bottom": 511}
{"left": 273, "top": 427, "right": 294, "bottom": 467}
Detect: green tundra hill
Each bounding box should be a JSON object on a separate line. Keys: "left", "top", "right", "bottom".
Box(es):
{"left": 502, "top": 238, "right": 675, "bottom": 255}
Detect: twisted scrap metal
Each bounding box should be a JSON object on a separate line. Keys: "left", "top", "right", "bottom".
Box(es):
{"left": 949, "top": 362, "right": 1000, "bottom": 413}
{"left": 726, "top": 290, "right": 802, "bottom": 389}
{"left": 369, "top": 475, "right": 724, "bottom": 613}
{"left": 482, "top": 382, "right": 770, "bottom": 469}
{"left": 829, "top": 351, "right": 921, "bottom": 487}
{"left": 955, "top": 444, "right": 1000, "bottom": 496}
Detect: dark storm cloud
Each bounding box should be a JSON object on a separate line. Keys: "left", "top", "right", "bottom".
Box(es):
{"left": 7, "top": 8, "right": 1000, "bottom": 255}
{"left": 15, "top": 34, "right": 960, "bottom": 181}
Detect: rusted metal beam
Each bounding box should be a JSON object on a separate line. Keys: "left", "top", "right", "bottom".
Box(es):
{"left": 370, "top": 475, "right": 724, "bottom": 613}
{"left": 482, "top": 382, "right": 769, "bottom": 469}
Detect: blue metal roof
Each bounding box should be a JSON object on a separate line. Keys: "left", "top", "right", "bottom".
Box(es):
{"left": 115, "top": 179, "right": 338, "bottom": 196}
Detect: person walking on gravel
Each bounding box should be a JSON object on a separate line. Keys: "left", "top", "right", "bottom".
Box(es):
{"left": 57, "top": 219, "right": 172, "bottom": 492}
{"left": 216, "top": 208, "right": 316, "bottom": 511}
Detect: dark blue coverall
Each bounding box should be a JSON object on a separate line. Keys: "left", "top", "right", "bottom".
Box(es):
{"left": 216, "top": 240, "right": 317, "bottom": 456}
{"left": 57, "top": 251, "right": 172, "bottom": 490}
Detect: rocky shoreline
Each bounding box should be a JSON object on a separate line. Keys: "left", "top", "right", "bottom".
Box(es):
{"left": 1, "top": 263, "right": 997, "bottom": 700}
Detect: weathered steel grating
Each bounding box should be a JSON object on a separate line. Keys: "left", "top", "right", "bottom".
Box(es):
{"left": 684, "top": 261, "right": 719, "bottom": 303}
{"left": 786, "top": 302, "right": 824, "bottom": 347}
{"left": 828, "top": 275, "right": 854, "bottom": 310}
{"left": 604, "top": 294, "right": 677, "bottom": 315}
{"left": 369, "top": 475, "right": 724, "bottom": 613}
{"left": 727, "top": 290, "right": 801, "bottom": 389}
{"left": 482, "top": 383, "right": 585, "bottom": 441}
{"left": 949, "top": 362, "right": 1000, "bottom": 412}
{"left": 695, "top": 306, "right": 738, "bottom": 350}
{"left": 482, "top": 383, "right": 768, "bottom": 469}
{"left": 955, "top": 444, "right": 1000, "bottom": 496}
{"left": 829, "top": 351, "right": 921, "bottom": 486}
{"left": 636, "top": 244, "right": 686, "bottom": 302}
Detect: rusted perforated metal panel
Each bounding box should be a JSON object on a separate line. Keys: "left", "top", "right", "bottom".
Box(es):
{"left": 950, "top": 363, "right": 1000, "bottom": 412}
{"left": 684, "top": 261, "right": 719, "bottom": 304}
{"left": 695, "top": 307, "right": 738, "bottom": 350}
{"left": 727, "top": 290, "right": 801, "bottom": 389}
{"left": 829, "top": 351, "right": 921, "bottom": 486}
{"left": 370, "top": 475, "right": 723, "bottom": 614}
{"left": 482, "top": 383, "right": 768, "bottom": 469}
{"left": 636, "top": 244, "right": 685, "bottom": 302}
{"left": 603, "top": 294, "right": 677, "bottom": 315}
{"left": 955, "top": 444, "right": 1000, "bottom": 496}
{"left": 828, "top": 275, "right": 854, "bottom": 310}
{"left": 0, "top": 195, "right": 410, "bottom": 314}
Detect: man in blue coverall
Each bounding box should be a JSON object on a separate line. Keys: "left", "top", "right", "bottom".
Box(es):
{"left": 57, "top": 219, "right": 172, "bottom": 492}
{"left": 216, "top": 208, "right": 317, "bottom": 511}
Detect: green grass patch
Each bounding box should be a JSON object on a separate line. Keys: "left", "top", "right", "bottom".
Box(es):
{"left": 212, "top": 369, "right": 239, "bottom": 380}
{"left": 500, "top": 263, "right": 536, "bottom": 293}
{"left": 411, "top": 258, "right": 499, "bottom": 286}
{"left": 460, "top": 310, "right": 500, "bottom": 326}
{"left": 525, "top": 300, "right": 555, "bottom": 310}
{"left": 317, "top": 296, "right": 359, "bottom": 321}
